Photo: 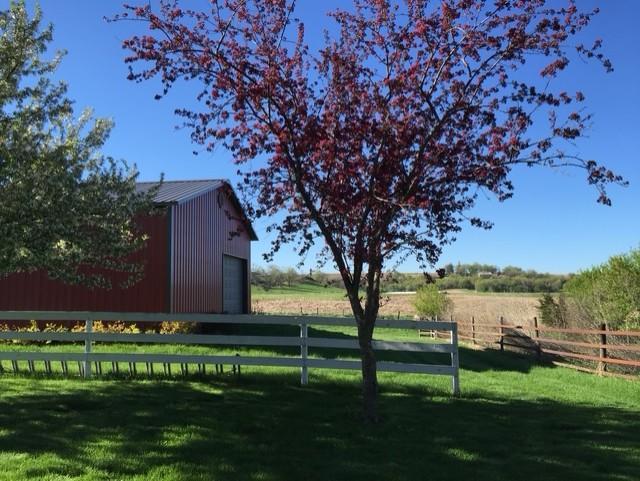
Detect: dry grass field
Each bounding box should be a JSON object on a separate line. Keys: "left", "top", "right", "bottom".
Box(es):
{"left": 252, "top": 287, "right": 540, "bottom": 326}
{"left": 445, "top": 290, "right": 540, "bottom": 326}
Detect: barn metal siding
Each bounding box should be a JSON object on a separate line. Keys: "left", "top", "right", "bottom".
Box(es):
{"left": 171, "top": 187, "right": 251, "bottom": 313}
{"left": 0, "top": 213, "right": 170, "bottom": 312}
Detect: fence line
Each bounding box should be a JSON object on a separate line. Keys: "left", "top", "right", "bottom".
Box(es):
{"left": 0, "top": 311, "right": 460, "bottom": 395}
{"left": 454, "top": 316, "right": 640, "bottom": 378}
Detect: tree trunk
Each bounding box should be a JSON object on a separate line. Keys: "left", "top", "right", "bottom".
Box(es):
{"left": 358, "top": 320, "right": 379, "bottom": 422}
{"left": 344, "top": 266, "right": 382, "bottom": 422}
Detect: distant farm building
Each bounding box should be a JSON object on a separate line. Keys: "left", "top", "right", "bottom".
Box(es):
{"left": 0, "top": 180, "right": 257, "bottom": 314}
{"left": 477, "top": 271, "right": 494, "bottom": 278}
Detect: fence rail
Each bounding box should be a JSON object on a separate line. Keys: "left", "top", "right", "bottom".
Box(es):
{"left": 0, "top": 311, "right": 460, "bottom": 395}
{"left": 455, "top": 316, "right": 640, "bottom": 379}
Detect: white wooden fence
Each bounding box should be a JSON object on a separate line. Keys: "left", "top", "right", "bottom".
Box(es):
{"left": 0, "top": 311, "right": 460, "bottom": 395}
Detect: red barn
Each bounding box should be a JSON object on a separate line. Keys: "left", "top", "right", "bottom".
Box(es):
{"left": 0, "top": 180, "right": 257, "bottom": 314}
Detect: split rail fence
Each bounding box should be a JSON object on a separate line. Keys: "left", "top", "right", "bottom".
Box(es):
{"left": 0, "top": 311, "right": 460, "bottom": 395}
{"left": 454, "top": 316, "right": 640, "bottom": 379}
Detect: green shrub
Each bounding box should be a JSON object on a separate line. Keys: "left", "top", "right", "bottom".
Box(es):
{"left": 414, "top": 284, "right": 452, "bottom": 319}
{"left": 91, "top": 320, "right": 142, "bottom": 334}
{"left": 625, "top": 310, "right": 640, "bottom": 330}
{"left": 537, "top": 294, "right": 569, "bottom": 328}
{"left": 159, "top": 321, "right": 198, "bottom": 334}
{"left": 563, "top": 248, "right": 640, "bottom": 329}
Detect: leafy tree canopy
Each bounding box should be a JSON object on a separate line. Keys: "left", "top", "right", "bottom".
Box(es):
{"left": 117, "top": 0, "right": 624, "bottom": 420}
{"left": 0, "top": 1, "right": 157, "bottom": 288}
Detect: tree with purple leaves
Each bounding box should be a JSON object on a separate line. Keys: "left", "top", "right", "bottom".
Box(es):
{"left": 116, "top": 0, "right": 624, "bottom": 421}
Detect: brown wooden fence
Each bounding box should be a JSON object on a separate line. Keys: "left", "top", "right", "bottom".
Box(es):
{"left": 423, "top": 317, "right": 640, "bottom": 379}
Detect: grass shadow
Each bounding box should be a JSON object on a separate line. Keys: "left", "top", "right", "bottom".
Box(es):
{"left": 458, "top": 345, "right": 551, "bottom": 374}
{"left": 0, "top": 374, "right": 638, "bottom": 481}
{"left": 1, "top": 329, "right": 549, "bottom": 376}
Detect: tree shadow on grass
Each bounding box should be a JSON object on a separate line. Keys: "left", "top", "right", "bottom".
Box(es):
{"left": 0, "top": 374, "right": 638, "bottom": 481}
{"left": 219, "top": 322, "right": 547, "bottom": 374}
{"left": 0, "top": 335, "right": 546, "bottom": 380}
{"left": 212, "top": 323, "right": 543, "bottom": 372}
{"left": 458, "top": 345, "right": 550, "bottom": 374}
{"left": 309, "top": 338, "right": 547, "bottom": 372}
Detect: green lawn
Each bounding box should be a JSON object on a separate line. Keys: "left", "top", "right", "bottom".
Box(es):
{"left": 251, "top": 282, "right": 346, "bottom": 300}
{"left": 0, "top": 341, "right": 638, "bottom": 481}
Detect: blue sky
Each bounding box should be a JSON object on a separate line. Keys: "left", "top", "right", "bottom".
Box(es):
{"left": 7, "top": 0, "right": 639, "bottom": 274}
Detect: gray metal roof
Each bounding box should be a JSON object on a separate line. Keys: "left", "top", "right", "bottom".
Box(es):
{"left": 136, "top": 179, "right": 224, "bottom": 204}
{"left": 136, "top": 179, "right": 258, "bottom": 241}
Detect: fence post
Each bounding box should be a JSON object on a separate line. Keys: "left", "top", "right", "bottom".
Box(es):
{"left": 499, "top": 316, "right": 504, "bottom": 352}
{"left": 450, "top": 322, "right": 460, "bottom": 396}
{"left": 84, "top": 319, "right": 93, "bottom": 379}
{"left": 533, "top": 316, "right": 541, "bottom": 360}
{"left": 434, "top": 315, "right": 438, "bottom": 340}
{"left": 471, "top": 316, "right": 476, "bottom": 345}
{"left": 598, "top": 323, "right": 608, "bottom": 374}
{"left": 300, "top": 322, "right": 308, "bottom": 385}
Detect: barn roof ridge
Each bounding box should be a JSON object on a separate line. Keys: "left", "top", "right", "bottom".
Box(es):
{"left": 136, "top": 179, "right": 224, "bottom": 204}
{"left": 135, "top": 179, "right": 258, "bottom": 241}
{"left": 136, "top": 178, "right": 224, "bottom": 184}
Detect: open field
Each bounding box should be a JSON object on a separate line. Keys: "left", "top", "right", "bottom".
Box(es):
{"left": 1, "top": 345, "right": 639, "bottom": 481}
{"left": 252, "top": 284, "right": 540, "bottom": 325}
{"left": 252, "top": 283, "right": 346, "bottom": 300}
{"left": 445, "top": 289, "right": 540, "bottom": 325}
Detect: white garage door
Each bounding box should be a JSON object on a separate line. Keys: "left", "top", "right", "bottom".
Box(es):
{"left": 223, "top": 255, "right": 245, "bottom": 314}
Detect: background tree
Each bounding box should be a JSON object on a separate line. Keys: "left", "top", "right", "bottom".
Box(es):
{"left": 284, "top": 267, "right": 300, "bottom": 288}
{"left": 266, "top": 265, "right": 286, "bottom": 287}
{"left": 251, "top": 266, "right": 274, "bottom": 290}
{"left": 501, "top": 266, "right": 525, "bottom": 277}
{"left": 118, "top": 0, "right": 624, "bottom": 421}
{"left": 0, "top": 1, "right": 156, "bottom": 288}
{"left": 310, "top": 270, "right": 329, "bottom": 287}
